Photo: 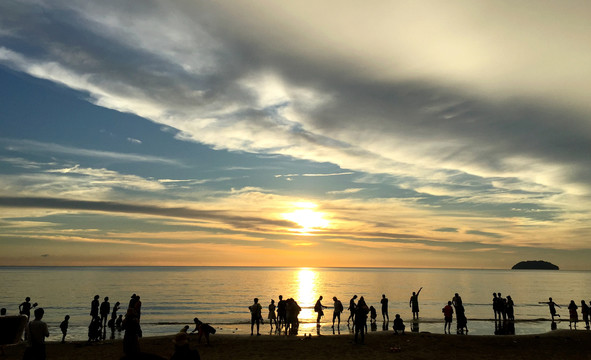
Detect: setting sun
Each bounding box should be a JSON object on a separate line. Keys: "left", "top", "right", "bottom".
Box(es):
{"left": 282, "top": 204, "right": 329, "bottom": 233}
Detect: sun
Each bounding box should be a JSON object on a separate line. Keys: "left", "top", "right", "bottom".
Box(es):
{"left": 282, "top": 203, "right": 329, "bottom": 233}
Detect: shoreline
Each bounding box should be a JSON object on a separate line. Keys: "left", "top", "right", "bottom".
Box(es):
{"left": 3, "top": 330, "right": 591, "bottom": 360}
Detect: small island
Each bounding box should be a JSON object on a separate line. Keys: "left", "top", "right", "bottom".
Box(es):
{"left": 511, "top": 260, "right": 559, "bottom": 270}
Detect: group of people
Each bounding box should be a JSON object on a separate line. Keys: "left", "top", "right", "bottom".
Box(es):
{"left": 539, "top": 297, "right": 590, "bottom": 330}
{"left": 249, "top": 296, "right": 303, "bottom": 336}
{"left": 87, "top": 295, "right": 127, "bottom": 342}
{"left": 442, "top": 293, "right": 468, "bottom": 334}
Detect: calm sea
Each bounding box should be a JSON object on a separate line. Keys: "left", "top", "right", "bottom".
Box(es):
{"left": 1, "top": 267, "right": 590, "bottom": 341}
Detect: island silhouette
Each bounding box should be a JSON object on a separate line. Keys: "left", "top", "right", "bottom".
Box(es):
{"left": 511, "top": 260, "right": 559, "bottom": 270}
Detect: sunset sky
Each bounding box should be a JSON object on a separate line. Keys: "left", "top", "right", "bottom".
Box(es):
{"left": 1, "top": 1, "right": 590, "bottom": 269}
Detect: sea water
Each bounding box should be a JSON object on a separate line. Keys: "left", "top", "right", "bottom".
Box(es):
{"left": 1, "top": 266, "right": 590, "bottom": 341}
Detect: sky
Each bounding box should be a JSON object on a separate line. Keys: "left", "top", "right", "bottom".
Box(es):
{"left": 1, "top": 0, "right": 590, "bottom": 269}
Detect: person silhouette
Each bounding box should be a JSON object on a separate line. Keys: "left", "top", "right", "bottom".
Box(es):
{"left": 354, "top": 297, "right": 369, "bottom": 344}
{"left": 314, "top": 296, "right": 326, "bottom": 326}
{"left": 568, "top": 300, "right": 578, "bottom": 329}
{"left": 249, "top": 298, "right": 262, "bottom": 336}
{"left": 191, "top": 317, "right": 215, "bottom": 345}
{"left": 19, "top": 297, "right": 37, "bottom": 319}
{"left": 90, "top": 295, "right": 100, "bottom": 320}
{"left": 100, "top": 297, "right": 110, "bottom": 328}
{"left": 410, "top": 287, "right": 423, "bottom": 320}
{"left": 121, "top": 308, "right": 141, "bottom": 356}
{"left": 171, "top": 329, "right": 201, "bottom": 360}
{"left": 393, "top": 314, "right": 405, "bottom": 334}
{"left": 539, "top": 297, "right": 561, "bottom": 321}
{"left": 506, "top": 296, "right": 515, "bottom": 321}
{"left": 24, "top": 308, "right": 49, "bottom": 360}
{"left": 111, "top": 301, "right": 121, "bottom": 320}
{"left": 332, "top": 296, "right": 343, "bottom": 329}
{"left": 581, "top": 300, "right": 590, "bottom": 330}
{"left": 442, "top": 301, "right": 453, "bottom": 334}
{"left": 60, "top": 315, "right": 69, "bottom": 343}
{"left": 268, "top": 299, "right": 277, "bottom": 331}
{"left": 347, "top": 295, "right": 358, "bottom": 325}
{"left": 115, "top": 314, "right": 123, "bottom": 331}
{"left": 277, "top": 295, "right": 286, "bottom": 330}
{"left": 380, "top": 294, "right": 389, "bottom": 323}
{"left": 369, "top": 306, "right": 377, "bottom": 324}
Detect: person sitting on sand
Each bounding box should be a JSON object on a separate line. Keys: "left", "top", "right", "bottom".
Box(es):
{"left": 332, "top": 296, "right": 343, "bottom": 329}
{"left": 539, "top": 297, "right": 561, "bottom": 321}
{"left": 442, "top": 301, "right": 453, "bottom": 334}
{"left": 393, "top": 314, "right": 405, "bottom": 334}
{"left": 568, "top": 300, "right": 578, "bottom": 329}
{"left": 60, "top": 315, "right": 69, "bottom": 343}
{"left": 249, "top": 298, "right": 262, "bottom": 336}
{"left": 171, "top": 330, "right": 201, "bottom": 360}
{"left": 191, "top": 317, "right": 216, "bottom": 345}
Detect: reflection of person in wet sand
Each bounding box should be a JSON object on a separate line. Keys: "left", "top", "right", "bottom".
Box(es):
{"left": 539, "top": 297, "right": 561, "bottom": 321}
{"left": 409, "top": 287, "right": 423, "bottom": 320}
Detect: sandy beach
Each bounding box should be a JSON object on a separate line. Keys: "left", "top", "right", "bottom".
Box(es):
{"left": 3, "top": 330, "right": 591, "bottom": 360}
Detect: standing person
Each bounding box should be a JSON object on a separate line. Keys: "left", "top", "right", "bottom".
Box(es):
{"left": 492, "top": 293, "right": 499, "bottom": 321}
{"left": 268, "top": 299, "right": 277, "bottom": 331}
{"left": 276, "top": 295, "right": 286, "bottom": 330}
{"left": 354, "top": 297, "right": 369, "bottom": 344}
{"left": 497, "top": 293, "right": 507, "bottom": 320}
{"left": 133, "top": 296, "right": 142, "bottom": 320}
{"left": 506, "top": 296, "right": 515, "bottom": 321}
{"left": 128, "top": 294, "right": 137, "bottom": 310}
{"left": 90, "top": 295, "right": 100, "bottom": 320}
{"left": 442, "top": 301, "right": 454, "bottom": 334}
{"left": 452, "top": 293, "right": 462, "bottom": 308}
{"left": 409, "top": 287, "right": 423, "bottom": 320}
{"left": 314, "top": 296, "right": 326, "bottom": 326}
{"left": 581, "top": 300, "right": 590, "bottom": 330}
{"left": 568, "top": 300, "right": 578, "bottom": 329}
{"left": 24, "top": 308, "right": 49, "bottom": 360}
{"left": 111, "top": 301, "right": 121, "bottom": 321}
{"left": 539, "top": 297, "right": 561, "bottom": 321}
{"left": 380, "top": 294, "right": 389, "bottom": 323}
{"left": 332, "top": 296, "right": 343, "bottom": 329}
{"left": 121, "top": 308, "right": 141, "bottom": 357}
{"left": 249, "top": 298, "right": 262, "bottom": 336}
{"left": 59, "top": 315, "right": 69, "bottom": 343}
{"left": 347, "top": 295, "right": 357, "bottom": 325}
{"left": 100, "top": 297, "right": 110, "bottom": 328}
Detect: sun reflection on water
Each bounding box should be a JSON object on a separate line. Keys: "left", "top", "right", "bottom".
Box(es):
{"left": 296, "top": 268, "right": 319, "bottom": 330}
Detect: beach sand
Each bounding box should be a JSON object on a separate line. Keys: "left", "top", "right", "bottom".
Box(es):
{"left": 2, "top": 330, "right": 590, "bottom": 360}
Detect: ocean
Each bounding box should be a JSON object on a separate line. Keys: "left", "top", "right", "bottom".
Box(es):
{"left": 1, "top": 267, "right": 590, "bottom": 342}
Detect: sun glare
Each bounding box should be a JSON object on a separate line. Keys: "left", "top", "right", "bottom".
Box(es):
{"left": 282, "top": 203, "right": 329, "bottom": 234}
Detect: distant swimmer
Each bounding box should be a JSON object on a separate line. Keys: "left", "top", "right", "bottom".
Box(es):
{"left": 539, "top": 297, "right": 561, "bottom": 321}
{"left": 409, "top": 287, "right": 423, "bottom": 320}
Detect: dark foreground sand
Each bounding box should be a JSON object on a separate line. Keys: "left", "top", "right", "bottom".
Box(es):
{"left": 3, "top": 330, "right": 591, "bottom": 360}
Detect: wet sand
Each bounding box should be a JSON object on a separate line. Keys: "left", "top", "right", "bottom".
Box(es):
{"left": 2, "top": 330, "right": 590, "bottom": 360}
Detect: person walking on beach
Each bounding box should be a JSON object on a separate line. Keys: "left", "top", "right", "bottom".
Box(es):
{"left": 568, "top": 300, "right": 578, "bottom": 329}
{"left": 539, "top": 297, "right": 561, "bottom": 321}
{"left": 19, "top": 297, "right": 37, "bottom": 319}
{"left": 90, "top": 295, "right": 100, "bottom": 320}
{"left": 314, "top": 296, "right": 326, "bottom": 326}
{"left": 268, "top": 299, "right": 277, "bottom": 331}
{"left": 249, "top": 298, "right": 262, "bottom": 336}
{"left": 277, "top": 295, "right": 286, "bottom": 330}
{"left": 332, "top": 296, "right": 343, "bottom": 329}
{"left": 581, "top": 300, "right": 590, "bottom": 330}
{"left": 100, "top": 296, "right": 110, "bottom": 328}
{"left": 59, "top": 315, "right": 69, "bottom": 343}
{"left": 380, "top": 294, "right": 389, "bottom": 323}
{"left": 23, "top": 308, "right": 49, "bottom": 360}
{"left": 442, "top": 301, "right": 453, "bottom": 334}
{"left": 347, "top": 295, "right": 357, "bottom": 325}
{"left": 409, "top": 287, "right": 423, "bottom": 320}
